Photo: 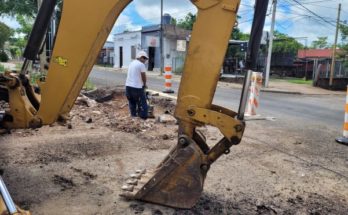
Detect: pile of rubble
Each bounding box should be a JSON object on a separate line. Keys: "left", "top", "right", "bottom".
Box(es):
{"left": 71, "top": 87, "right": 177, "bottom": 137}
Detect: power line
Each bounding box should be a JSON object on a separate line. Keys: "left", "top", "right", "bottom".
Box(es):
{"left": 287, "top": 0, "right": 340, "bottom": 27}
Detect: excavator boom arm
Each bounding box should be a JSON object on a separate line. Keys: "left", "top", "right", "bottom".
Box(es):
{"left": 36, "top": 0, "right": 132, "bottom": 125}
{"left": 0, "top": 0, "right": 270, "bottom": 210}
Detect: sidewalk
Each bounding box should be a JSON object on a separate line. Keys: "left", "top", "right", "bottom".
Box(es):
{"left": 96, "top": 66, "right": 348, "bottom": 96}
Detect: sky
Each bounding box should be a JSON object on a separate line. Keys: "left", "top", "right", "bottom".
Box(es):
{"left": 1, "top": 0, "right": 348, "bottom": 45}
{"left": 111, "top": 0, "right": 348, "bottom": 45}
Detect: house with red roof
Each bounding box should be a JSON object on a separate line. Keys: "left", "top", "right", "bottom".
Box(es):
{"left": 296, "top": 48, "right": 347, "bottom": 90}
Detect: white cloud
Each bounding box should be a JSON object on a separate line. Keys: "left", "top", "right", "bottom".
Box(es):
{"left": 133, "top": 0, "right": 197, "bottom": 23}
{"left": 112, "top": 13, "right": 142, "bottom": 35}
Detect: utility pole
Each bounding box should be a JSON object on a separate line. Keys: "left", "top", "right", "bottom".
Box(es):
{"left": 159, "top": 0, "right": 164, "bottom": 76}
{"left": 265, "top": 0, "right": 277, "bottom": 88}
{"left": 329, "top": 3, "right": 341, "bottom": 87}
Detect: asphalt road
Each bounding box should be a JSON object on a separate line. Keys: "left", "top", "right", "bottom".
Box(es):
{"left": 89, "top": 67, "right": 345, "bottom": 132}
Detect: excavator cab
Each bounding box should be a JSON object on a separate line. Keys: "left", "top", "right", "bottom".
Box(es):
{"left": 0, "top": 0, "right": 269, "bottom": 209}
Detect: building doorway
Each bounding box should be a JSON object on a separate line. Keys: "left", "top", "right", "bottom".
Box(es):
{"left": 148, "top": 47, "right": 155, "bottom": 71}
{"left": 119, "top": 46, "right": 123, "bottom": 68}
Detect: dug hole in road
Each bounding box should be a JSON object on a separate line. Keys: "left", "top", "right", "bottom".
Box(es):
{"left": 0, "top": 86, "right": 348, "bottom": 215}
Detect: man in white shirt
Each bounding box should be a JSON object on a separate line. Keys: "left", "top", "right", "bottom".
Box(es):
{"left": 125, "top": 50, "right": 148, "bottom": 119}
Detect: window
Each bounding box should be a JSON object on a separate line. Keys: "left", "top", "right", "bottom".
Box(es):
{"left": 131, "top": 46, "right": 136, "bottom": 59}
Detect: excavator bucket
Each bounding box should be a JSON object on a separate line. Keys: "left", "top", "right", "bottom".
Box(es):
{"left": 121, "top": 135, "right": 209, "bottom": 209}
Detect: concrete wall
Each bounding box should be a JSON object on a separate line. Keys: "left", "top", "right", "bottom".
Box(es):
{"left": 164, "top": 38, "right": 179, "bottom": 67}
{"left": 114, "top": 31, "right": 141, "bottom": 68}
{"left": 141, "top": 33, "right": 187, "bottom": 71}
{"left": 141, "top": 31, "right": 161, "bottom": 70}
{"left": 317, "top": 78, "right": 348, "bottom": 91}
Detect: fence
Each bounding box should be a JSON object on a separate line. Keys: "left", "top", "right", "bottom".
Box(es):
{"left": 172, "top": 56, "right": 185, "bottom": 74}
{"left": 316, "top": 60, "right": 348, "bottom": 78}
{"left": 97, "top": 56, "right": 114, "bottom": 66}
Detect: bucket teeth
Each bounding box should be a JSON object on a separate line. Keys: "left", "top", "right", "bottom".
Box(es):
{"left": 129, "top": 169, "right": 146, "bottom": 179}
{"left": 120, "top": 138, "right": 208, "bottom": 208}
{"left": 130, "top": 173, "right": 141, "bottom": 179}
{"left": 120, "top": 170, "right": 151, "bottom": 200}
{"left": 121, "top": 185, "right": 134, "bottom": 192}
{"left": 126, "top": 179, "right": 138, "bottom": 185}
{"left": 135, "top": 169, "right": 146, "bottom": 174}
{"left": 119, "top": 191, "right": 136, "bottom": 200}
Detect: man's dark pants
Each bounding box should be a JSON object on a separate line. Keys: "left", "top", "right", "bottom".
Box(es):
{"left": 125, "top": 86, "right": 148, "bottom": 119}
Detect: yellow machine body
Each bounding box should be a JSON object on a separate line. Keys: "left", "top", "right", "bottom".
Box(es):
{"left": 0, "top": 0, "right": 246, "bottom": 209}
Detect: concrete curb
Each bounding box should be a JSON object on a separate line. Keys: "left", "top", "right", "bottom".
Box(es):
{"left": 261, "top": 89, "right": 302, "bottom": 95}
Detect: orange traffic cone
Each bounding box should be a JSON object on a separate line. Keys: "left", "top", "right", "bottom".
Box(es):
{"left": 163, "top": 66, "right": 174, "bottom": 93}
{"left": 336, "top": 85, "right": 348, "bottom": 146}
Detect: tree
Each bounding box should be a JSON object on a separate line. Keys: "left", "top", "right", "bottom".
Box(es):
{"left": 177, "top": 13, "right": 196, "bottom": 30}
{"left": 0, "top": 0, "right": 38, "bottom": 18}
{"left": 338, "top": 24, "right": 348, "bottom": 62}
{"left": 0, "top": 22, "right": 12, "bottom": 50}
{"left": 272, "top": 31, "right": 304, "bottom": 55}
{"left": 340, "top": 24, "right": 348, "bottom": 41}
{"left": 170, "top": 17, "right": 177, "bottom": 25}
{"left": 0, "top": 22, "right": 12, "bottom": 62}
{"left": 311, "top": 37, "right": 329, "bottom": 49}
{"left": 15, "top": 15, "right": 35, "bottom": 39}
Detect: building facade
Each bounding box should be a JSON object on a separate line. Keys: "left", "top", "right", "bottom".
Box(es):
{"left": 98, "top": 41, "right": 114, "bottom": 65}
{"left": 113, "top": 31, "right": 142, "bottom": 68}
{"left": 141, "top": 24, "right": 190, "bottom": 72}
{"left": 112, "top": 17, "right": 190, "bottom": 72}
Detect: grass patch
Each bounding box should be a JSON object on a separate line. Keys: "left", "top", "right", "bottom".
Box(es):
{"left": 83, "top": 78, "right": 96, "bottom": 91}
{"left": 0, "top": 64, "right": 4, "bottom": 73}
{"left": 286, "top": 78, "right": 313, "bottom": 85}
{"left": 271, "top": 77, "right": 313, "bottom": 85}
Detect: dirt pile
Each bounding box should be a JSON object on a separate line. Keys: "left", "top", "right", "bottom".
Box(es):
{"left": 69, "top": 87, "right": 178, "bottom": 150}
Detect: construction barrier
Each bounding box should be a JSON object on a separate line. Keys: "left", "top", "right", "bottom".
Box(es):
{"left": 336, "top": 85, "right": 348, "bottom": 146}
{"left": 245, "top": 72, "right": 263, "bottom": 116}
{"left": 163, "top": 66, "right": 174, "bottom": 93}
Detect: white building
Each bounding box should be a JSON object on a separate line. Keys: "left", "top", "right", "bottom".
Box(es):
{"left": 113, "top": 31, "right": 142, "bottom": 68}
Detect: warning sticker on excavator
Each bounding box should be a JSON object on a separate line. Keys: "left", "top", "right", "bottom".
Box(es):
{"left": 54, "top": 56, "right": 68, "bottom": 67}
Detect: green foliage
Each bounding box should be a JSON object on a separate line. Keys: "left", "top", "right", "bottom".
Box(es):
{"left": 0, "top": 0, "right": 38, "bottom": 18}
{"left": 170, "top": 17, "right": 177, "bottom": 25}
{"left": 0, "top": 51, "right": 9, "bottom": 62}
{"left": 0, "top": 64, "right": 4, "bottom": 73}
{"left": 15, "top": 15, "right": 35, "bottom": 39}
{"left": 29, "top": 72, "right": 42, "bottom": 85}
{"left": 272, "top": 31, "right": 304, "bottom": 54}
{"left": 0, "top": 22, "right": 13, "bottom": 50}
{"left": 286, "top": 78, "right": 313, "bottom": 85}
{"left": 83, "top": 79, "right": 96, "bottom": 91}
{"left": 340, "top": 24, "right": 348, "bottom": 41}
{"left": 177, "top": 13, "right": 196, "bottom": 30}
{"left": 339, "top": 24, "right": 348, "bottom": 61}
{"left": 311, "top": 37, "right": 329, "bottom": 49}
{"left": 231, "top": 27, "right": 250, "bottom": 41}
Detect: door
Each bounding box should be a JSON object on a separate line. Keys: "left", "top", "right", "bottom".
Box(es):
{"left": 148, "top": 47, "right": 155, "bottom": 71}
{"left": 119, "top": 46, "right": 123, "bottom": 68}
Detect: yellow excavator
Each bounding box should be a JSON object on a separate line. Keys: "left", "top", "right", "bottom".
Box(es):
{"left": 0, "top": 0, "right": 270, "bottom": 212}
